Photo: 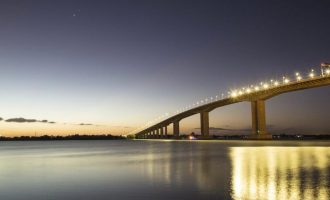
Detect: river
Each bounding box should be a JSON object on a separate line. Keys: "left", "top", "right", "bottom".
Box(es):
{"left": 0, "top": 140, "right": 329, "bottom": 200}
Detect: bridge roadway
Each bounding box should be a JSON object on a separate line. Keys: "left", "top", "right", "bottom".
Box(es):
{"left": 135, "top": 75, "right": 330, "bottom": 139}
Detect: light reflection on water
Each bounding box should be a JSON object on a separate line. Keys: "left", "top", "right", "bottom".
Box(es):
{"left": 0, "top": 141, "right": 329, "bottom": 200}
{"left": 230, "top": 147, "right": 330, "bottom": 200}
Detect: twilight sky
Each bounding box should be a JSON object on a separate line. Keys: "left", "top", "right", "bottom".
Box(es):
{"left": 0, "top": 0, "right": 330, "bottom": 136}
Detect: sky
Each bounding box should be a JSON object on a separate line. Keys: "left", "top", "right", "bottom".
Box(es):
{"left": 0, "top": 0, "right": 330, "bottom": 136}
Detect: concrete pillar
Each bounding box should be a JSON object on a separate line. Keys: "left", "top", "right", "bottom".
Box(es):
{"left": 160, "top": 127, "right": 164, "bottom": 138}
{"left": 156, "top": 128, "right": 159, "bottom": 139}
{"left": 173, "top": 120, "right": 180, "bottom": 139}
{"left": 164, "top": 126, "right": 168, "bottom": 137}
{"left": 200, "top": 111, "right": 210, "bottom": 138}
{"left": 251, "top": 100, "right": 267, "bottom": 135}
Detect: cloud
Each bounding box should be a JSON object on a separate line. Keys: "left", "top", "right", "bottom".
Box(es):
{"left": 194, "top": 126, "right": 251, "bottom": 135}
{"left": 6, "top": 118, "right": 37, "bottom": 123}
{"left": 40, "top": 120, "right": 56, "bottom": 124}
{"left": 111, "top": 126, "right": 132, "bottom": 129}
{"left": 39, "top": 120, "right": 56, "bottom": 124}
{"left": 79, "top": 123, "right": 93, "bottom": 126}
{"left": 194, "top": 127, "right": 233, "bottom": 131}
{"left": 5, "top": 117, "right": 56, "bottom": 124}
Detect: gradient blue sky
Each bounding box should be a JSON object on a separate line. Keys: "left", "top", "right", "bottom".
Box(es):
{"left": 0, "top": 0, "right": 330, "bottom": 136}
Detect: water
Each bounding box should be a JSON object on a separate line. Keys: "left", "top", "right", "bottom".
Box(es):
{"left": 0, "top": 140, "right": 329, "bottom": 200}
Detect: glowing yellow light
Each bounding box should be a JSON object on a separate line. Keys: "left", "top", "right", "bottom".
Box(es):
{"left": 274, "top": 81, "right": 279, "bottom": 86}
{"left": 309, "top": 73, "right": 315, "bottom": 78}
{"left": 238, "top": 91, "right": 243, "bottom": 95}
{"left": 231, "top": 91, "right": 238, "bottom": 97}
{"left": 326, "top": 69, "right": 330, "bottom": 75}
{"left": 296, "top": 76, "right": 302, "bottom": 81}
{"left": 246, "top": 88, "right": 251, "bottom": 93}
{"left": 263, "top": 84, "right": 269, "bottom": 89}
{"left": 188, "top": 135, "right": 196, "bottom": 140}
{"left": 284, "top": 78, "right": 290, "bottom": 84}
{"left": 254, "top": 86, "right": 260, "bottom": 91}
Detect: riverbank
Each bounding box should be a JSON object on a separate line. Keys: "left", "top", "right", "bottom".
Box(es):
{"left": 0, "top": 134, "right": 126, "bottom": 141}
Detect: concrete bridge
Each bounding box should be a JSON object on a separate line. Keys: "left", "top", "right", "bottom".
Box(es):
{"left": 135, "top": 68, "right": 330, "bottom": 139}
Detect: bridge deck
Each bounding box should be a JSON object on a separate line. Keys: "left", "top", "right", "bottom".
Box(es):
{"left": 136, "top": 75, "right": 330, "bottom": 136}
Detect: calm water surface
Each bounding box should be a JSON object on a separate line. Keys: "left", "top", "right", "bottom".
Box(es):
{"left": 0, "top": 140, "right": 329, "bottom": 200}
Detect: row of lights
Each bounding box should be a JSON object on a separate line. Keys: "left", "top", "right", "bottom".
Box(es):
{"left": 132, "top": 67, "right": 330, "bottom": 135}
{"left": 174, "top": 93, "right": 227, "bottom": 114}
{"left": 229, "top": 69, "right": 328, "bottom": 98}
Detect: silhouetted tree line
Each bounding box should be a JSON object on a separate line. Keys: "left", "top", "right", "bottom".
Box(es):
{"left": 0, "top": 134, "right": 126, "bottom": 141}
{"left": 272, "top": 134, "right": 330, "bottom": 140}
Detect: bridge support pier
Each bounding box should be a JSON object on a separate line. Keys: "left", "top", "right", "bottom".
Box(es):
{"left": 173, "top": 121, "right": 180, "bottom": 139}
{"left": 156, "top": 129, "right": 159, "bottom": 139}
{"left": 160, "top": 127, "right": 164, "bottom": 138}
{"left": 164, "top": 126, "right": 168, "bottom": 138}
{"left": 200, "top": 111, "right": 210, "bottom": 139}
{"left": 251, "top": 100, "right": 272, "bottom": 139}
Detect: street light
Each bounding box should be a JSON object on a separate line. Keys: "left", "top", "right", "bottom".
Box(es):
{"left": 309, "top": 69, "right": 315, "bottom": 78}
{"left": 231, "top": 91, "right": 238, "bottom": 98}
{"left": 263, "top": 83, "right": 269, "bottom": 89}
{"left": 295, "top": 72, "right": 302, "bottom": 81}
{"left": 326, "top": 69, "right": 330, "bottom": 75}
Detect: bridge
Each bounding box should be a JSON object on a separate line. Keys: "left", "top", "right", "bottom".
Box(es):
{"left": 134, "top": 65, "right": 330, "bottom": 139}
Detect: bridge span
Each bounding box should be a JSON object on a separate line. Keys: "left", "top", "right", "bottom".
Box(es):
{"left": 135, "top": 67, "right": 330, "bottom": 139}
